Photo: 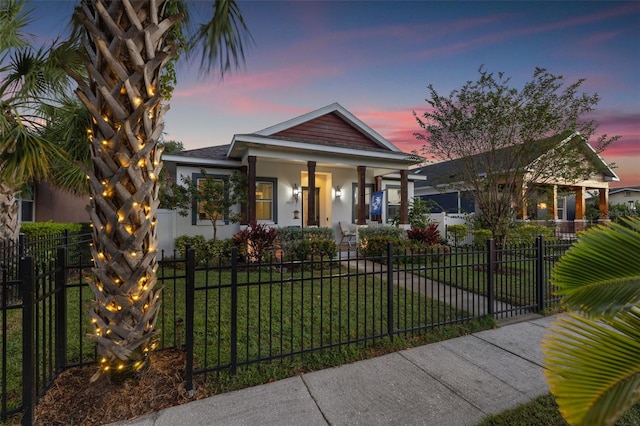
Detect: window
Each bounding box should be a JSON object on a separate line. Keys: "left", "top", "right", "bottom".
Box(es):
{"left": 20, "top": 183, "right": 35, "bottom": 223}
{"left": 197, "top": 176, "right": 224, "bottom": 221}
{"left": 386, "top": 186, "right": 401, "bottom": 223}
{"left": 557, "top": 197, "right": 565, "bottom": 220}
{"left": 256, "top": 180, "right": 277, "bottom": 221}
{"left": 190, "top": 172, "right": 229, "bottom": 226}
{"left": 352, "top": 183, "right": 374, "bottom": 223}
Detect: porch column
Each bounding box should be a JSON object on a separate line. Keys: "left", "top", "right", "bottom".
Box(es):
{"left": 240, "top": 165, "right": 248, "bottom": 225}
{"left": 400, "top": 170, "right": 408, "bottom": 225}
{"left": 373, "top": 176, "right": 382, "bottom": 223}
{"left": 357, "top": 166, "right": 366, "bottom": 225}
{"left": 519, "top": 183, "right": 528, "bottom": 220}
{"left": 307, "top": 161, "right": 318, "bottom": 226}
{"left": 575, "top": 186, "right": 587, "bottom": 232}
{"left": 550, "top": 185, "right": 558, "bottom": 221}
{"left": 247, "top": 156, "right": 256, "bottom": 223}
{"left": 598, "top": 187, "right": 610, "bottom": 223}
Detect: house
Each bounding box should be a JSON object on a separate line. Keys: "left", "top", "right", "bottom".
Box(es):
{"left": 608, "top": 186, "right": 640, "bottom": 212}
{"left": 413, "top": 131, "right": 619, "bottom": 234}
{"left": 159, "top": 103, "right": 423, "bottom": 251}
{"left": 19, "top": 181, "right": 89, "bottom": 224}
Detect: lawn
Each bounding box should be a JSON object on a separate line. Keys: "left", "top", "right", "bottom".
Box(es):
{"left": 477, "top": 393, "right": 640, "bottom": 426}
{"left": 401, "top": 245, "right": 567, "bottom": 307}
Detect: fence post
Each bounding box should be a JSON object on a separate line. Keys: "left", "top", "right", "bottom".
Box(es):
{"left": 386, "top": 242, "right": 394, "bottom": 340}
{"left": 18, "top": 234, "right": 25, "bottom": 258}
{"left": 536, "top": 236, "right": 545, "bottom": 312}
{"left": 185, "top": 248, "right": 195, "bottom": 391}
{"left": 486, "top": 239, "right": 495, "bottom": 317}
{"left": 230, "top": 247, "right": 238, "bottom": 376}
{"left": 64, "top": 229, "right": 70, "bottom": 252}
{"left": 55, "top": 248, "right": 67, "bottom": 373}
{"left": 21, "top": 256, "right": 35, "bottom": 426}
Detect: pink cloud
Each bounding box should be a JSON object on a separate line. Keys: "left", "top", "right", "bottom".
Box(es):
{"left": 416, "top": 2, "right": 640, "bottom": 60}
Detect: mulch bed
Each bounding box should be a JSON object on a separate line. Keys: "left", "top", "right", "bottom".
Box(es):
{"left": 34, "top": 349, "right": 210, "bottom": 425}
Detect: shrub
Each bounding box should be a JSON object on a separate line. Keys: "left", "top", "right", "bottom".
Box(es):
{"left": 508, "top": 224, "right": 555, "bottom": 245}
{"left": 206, "top": 238, "right": 234, "bottom": 264}
{"left": 472, "top": 229, "right": 493, "bottom": 246}
{"left": 18, "top": 222, "right": 90, "bottom": 264}
{"left": 20, "top": 222, "right": 85, "bottom": 237}
{"left": 174, "top": 235, "right": 208, "bottom": 264}
{"left": 406, "top": 223, "right": 440, "bottom": 246}
{"left": 278, "top": 226, "right": 337, "bottom": 262}
{"left": 233, "top": 221, "right": 278, "bottom": 263}
{"left": 446, "top": 224, "right": 468, "bottom": 246}
{"left": 359, "top": 236, "right": 404, "bottom": 259}
{"left": 358, "top": 226, "right": 404, "bottom": 241}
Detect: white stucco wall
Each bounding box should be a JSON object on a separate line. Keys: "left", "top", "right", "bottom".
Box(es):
{"left": 170, "top": 163, "right": 415, "bottom": 246}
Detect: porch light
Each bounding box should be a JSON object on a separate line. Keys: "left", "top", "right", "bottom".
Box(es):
{"left": 335, "top": 186, "right": 342, "bottom": 198}
{"left": 293, "top": 183, "right": 299, "bottom": 202}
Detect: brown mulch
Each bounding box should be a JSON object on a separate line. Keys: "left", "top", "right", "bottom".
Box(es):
{"left": 34, "top": 349, "right": 211, "bottom": 426}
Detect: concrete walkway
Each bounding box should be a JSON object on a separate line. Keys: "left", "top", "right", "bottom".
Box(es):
{"left": 339, "top": 255, "right": 515, "bottom": 317}
{"left": 110, "top": 314, "right": 557, "bottom": 426}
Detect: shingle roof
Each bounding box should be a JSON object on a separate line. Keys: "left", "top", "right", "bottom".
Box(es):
{"left": 168, "top": 145, "right": 231, "bottom": 161}
{"left": 413, "top": 131, "right": 616, "bottom": 188}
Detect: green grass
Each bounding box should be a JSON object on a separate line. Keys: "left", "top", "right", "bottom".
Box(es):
{"left": 477, "top": 393, "right": 640, "bottom": 426}
{"left": 404, "top": 247, "right": 565, "bottom": 307}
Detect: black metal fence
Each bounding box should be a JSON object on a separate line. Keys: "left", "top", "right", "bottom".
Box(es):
{"left": 1, "top": 234, "right": 573, "bottom": 425}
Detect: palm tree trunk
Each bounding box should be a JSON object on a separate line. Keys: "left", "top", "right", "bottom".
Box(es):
{"left": 73, "top": 0, "right": 181, "bottom": 380}
{"left": 0, "top": 183, "right": 19, "bottom": 243}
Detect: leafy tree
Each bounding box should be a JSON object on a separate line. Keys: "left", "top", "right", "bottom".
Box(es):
{"left": 158, "top": 139, "right": 184, "bottom": 154}
{"left": 62, "top": 0, "right": 252, "bottom": 379}
{"left": 543, "top": 217, "right": 640, "bottom": 425}
{"left": 408, "top": 197, "right": 432, "bottom": 229}
{"left": 415, "top": 66, "right": 618, "bottom": 248}
{"left": 165, "top": 169, "right": 246, "bottom": 240}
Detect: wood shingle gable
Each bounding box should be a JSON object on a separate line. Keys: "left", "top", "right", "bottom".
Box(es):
{"left": 270, "top": 112, "right": 387, "bottom": 152}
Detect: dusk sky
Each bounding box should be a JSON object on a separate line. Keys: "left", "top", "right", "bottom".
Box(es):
{"left": 28, "top": 1, "right": 640, "bottom": 187}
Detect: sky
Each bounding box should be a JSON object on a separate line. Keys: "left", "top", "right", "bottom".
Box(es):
{"left": 27, "top": 0, "right": 640, "bottom": 187}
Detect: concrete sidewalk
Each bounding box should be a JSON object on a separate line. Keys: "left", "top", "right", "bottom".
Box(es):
{"left": 111, "top": 315, "right": 557, "bottom": 426}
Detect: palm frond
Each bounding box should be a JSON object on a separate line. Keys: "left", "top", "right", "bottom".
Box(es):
{"left": 0, "top": 121, "right": 65, "bottom": 185}
{"left": 552, "top": 217, "right": 640, "bottom": 318}
{"left": 543, "top": 310, "right": 640, "bottom": 425}
{"left": 193, "top": 0, "right": 254, "bottom": 77}
{"left": 0, "top": 0, "right": 33, "bottom": 53}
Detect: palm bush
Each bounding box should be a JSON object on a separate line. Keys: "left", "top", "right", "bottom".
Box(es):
{"left": 542, "top": 217, "right": 640, "bottom": 425}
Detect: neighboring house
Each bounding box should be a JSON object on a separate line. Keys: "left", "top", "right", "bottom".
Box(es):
{"left": 19, "top": 181, "right": 89, "bottom": 224}
{"left": 160, "top": 103, "right": 423, "bottom": 251}
{"left": 608, "top": 186, "right": 640, "bottom": 212}
{"left": 413, "top": 132, "right": 619, "bottom": 234}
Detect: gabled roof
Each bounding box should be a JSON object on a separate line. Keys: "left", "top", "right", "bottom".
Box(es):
{"left": 226, "top": 103, "right": 419, "bottom": 172}
{"left": 610, "top": 186, "right": 640, "bottom": 194}
{"left": 163, "top": 103, "right": 420, "bottom": 174}
{"left": 413, "top": 131, "right": 618, "bottom": 188}
{"left": 253, "top": 102, "right": 401, "bottom": 153}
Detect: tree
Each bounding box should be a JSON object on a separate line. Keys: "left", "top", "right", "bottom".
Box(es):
{"left": 65, "top": 0, "right": 251, "bottom": 379}
{"left": 165, "top": 169, "right": 246, "bottom": 240}
{"left": 158, "top": 139, "right": 184, "bottom": 154}
{"left": 414, "top": 66, "right": 618, "bottom": 247}
{"left": 0, "top": 0, "right": 75, "bottom": 244}
{"left": 542, "top": 217, "right": 640, "bottom": 425}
